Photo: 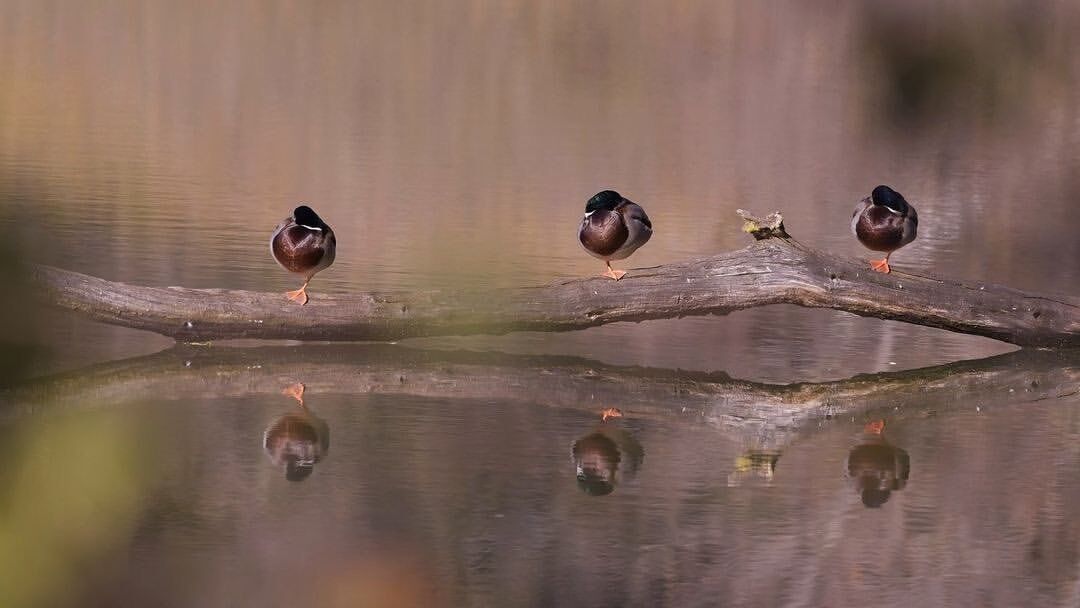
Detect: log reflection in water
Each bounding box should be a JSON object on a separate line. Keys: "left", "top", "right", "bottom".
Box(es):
{"left": 3, "top": 345, "right": 1078, "bottom": 450}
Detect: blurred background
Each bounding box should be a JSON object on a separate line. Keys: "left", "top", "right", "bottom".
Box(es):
{"left": 1, "top": 1, "right": 1079, "bottom": 607}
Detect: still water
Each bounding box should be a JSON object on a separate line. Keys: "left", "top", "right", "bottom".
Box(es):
{"left": 1, "top": 1, "right": 1079, "bottom": 607}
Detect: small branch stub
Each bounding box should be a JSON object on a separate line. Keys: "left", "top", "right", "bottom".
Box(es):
{"left": 736, "top": 209, "right": 790, "bottom": 240}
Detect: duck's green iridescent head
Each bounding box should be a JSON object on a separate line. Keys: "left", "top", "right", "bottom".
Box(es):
{"left": 871, "top": 185, "right": 909, "bottom": 214}
{"left": 293, "top": 205, "right": 325, "bottom": 229}
{"left": 585, "top": 190, "right": 623, "bottom": 213}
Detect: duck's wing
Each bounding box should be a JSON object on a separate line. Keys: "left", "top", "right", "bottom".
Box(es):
{"left": 901, "top": 204, "right": 918, "bottom": 245}
{"left": 618, "top": 201, "right": 653, "bottom": 251}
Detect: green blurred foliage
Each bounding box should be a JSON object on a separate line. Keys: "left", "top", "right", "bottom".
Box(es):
{"left": 0, "top": 411, "right": 149, "bottom": 608}
{"left": 0, "top": 238, "right": 40, "bottom": 387}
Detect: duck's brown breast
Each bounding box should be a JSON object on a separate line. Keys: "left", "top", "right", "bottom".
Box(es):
{"left": 579, "top": 210, "right": 629, "bottom": 257}
{"left": 855, "top": 206, "right": 906, "bottom": 252}
{"left": 272, "top": 225, "right": 326, "bottom": 273}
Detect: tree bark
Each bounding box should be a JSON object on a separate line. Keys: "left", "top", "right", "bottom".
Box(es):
{"left": 4, "top": 345, "right": 1078, "bottom": 448}
{"left": 31, "top": 227, "right": 1080, "bottom": 347}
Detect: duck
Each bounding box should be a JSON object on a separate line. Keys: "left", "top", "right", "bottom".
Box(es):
{"left": 270, "top": 205, "right": 336, "bottom": 305}
{"left": 571, "top": 424, "right": 645, "bottom": 497}
{"left": 264, "top": 383, "right": 330, "bottom": 481}
{"left": 851, "top": 185, "right": 918, "bottom": 274}
{"left": 578, "top": 190, "right": 653, "bottom": 280}
{"left": 845, "top": 420, "right": 910, "bottom": 508}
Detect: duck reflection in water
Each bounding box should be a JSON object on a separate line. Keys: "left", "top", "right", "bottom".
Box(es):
{"left": 846, "top": 420, "right": 910, "bottom": 508}
{"left": 571, "top": 408, "right": 644, "bottom": 496}
{"left": 263, "top": 382, "right": 330, "bottom": 481}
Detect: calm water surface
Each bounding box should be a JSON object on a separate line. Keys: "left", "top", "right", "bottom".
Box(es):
{"left": 1, "top": 2, "right": 1079, "bottom": 607}
{"left": 7, "top": 365, "right": 1080, "bottom": 607}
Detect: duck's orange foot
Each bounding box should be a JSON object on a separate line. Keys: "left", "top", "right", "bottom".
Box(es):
{"left": 285, "top": 287, "right": 309, "bottom": 305}
{"left": 869, "top": 259, "right": 891, "bottom": 274}
{"left": 600, "top": 407, "right": 623, "bottom": 421}
{"left": 283, "top": 382, "right": 306, "bottom": 406}
{"left": 864, "top": 419, "right": 885, "bottom": 435}
{"left": 602, "top": 268, "right": 627, "bottom": 281}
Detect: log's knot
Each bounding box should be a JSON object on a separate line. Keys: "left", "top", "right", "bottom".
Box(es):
{"left": 736, "top": 209, "right": 790, "bottom": 241}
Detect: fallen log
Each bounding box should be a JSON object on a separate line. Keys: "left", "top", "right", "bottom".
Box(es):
{"left": 30, "top": 212, "right": 1080, "bottom": 347}
{"left": 4, "top": 345, "right": 1078, "bottom": 448}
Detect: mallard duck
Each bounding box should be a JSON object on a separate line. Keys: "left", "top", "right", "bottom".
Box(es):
{"left": 571, "top": 424, "right": 644, "bottom": 497}
{"left": 571, "top": 432, "right": 622, "bottom": 496}
{"left": 851, "top": 185, "right": 918, "bottom": 274}
{"left": 264, "top": 383, "right": 330, "bottom": 481}
{"left": 845, "top": 420, "right": 910, "bottom": 508}
{"left": 271, "top": 205, "right": 336, "bottom": 305}
{"left": 579, "top": 190, "right": 652, "bottom": 280}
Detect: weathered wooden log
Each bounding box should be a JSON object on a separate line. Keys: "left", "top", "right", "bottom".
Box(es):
{"left": 5, "top": 345, "right": 1078, "bottom": 448}
{"left": 30, "top": 214, "right": 1080, "bottom": 347}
